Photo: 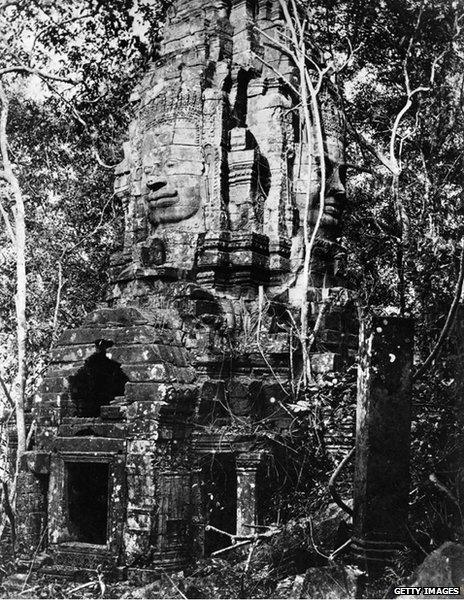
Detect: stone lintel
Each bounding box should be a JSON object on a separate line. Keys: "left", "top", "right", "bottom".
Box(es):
{"left": 53, "top": 436, "right": 125, "bottom": 455}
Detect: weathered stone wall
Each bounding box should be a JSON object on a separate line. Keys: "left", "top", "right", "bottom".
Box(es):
{"left": 17, "top": 0, "right": 360, "bottom": 581}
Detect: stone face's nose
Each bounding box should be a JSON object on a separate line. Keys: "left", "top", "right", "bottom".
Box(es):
{"left": 326, "top": 168, "right": 346, "bottom": 198}
{"left": 147, "top": 178, "right": 167, "bottom": 192}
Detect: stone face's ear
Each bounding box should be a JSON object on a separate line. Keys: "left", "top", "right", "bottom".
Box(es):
{"left": 201, "top": 142, "right": 228, "bottom": 231}
{"left": 114, "top": 142, "right": 132, "bottom": 197}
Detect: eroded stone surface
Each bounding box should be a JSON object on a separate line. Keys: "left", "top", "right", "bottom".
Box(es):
{"left": 16, "top": 0, "right": 362, "bottom": 581}
{"left": 399, "top": 543, "right": 464, "bottom": 599}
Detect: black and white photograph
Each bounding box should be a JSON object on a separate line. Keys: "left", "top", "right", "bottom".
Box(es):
{"left": 0, "top": 0, "right": 462, "bottom": 598}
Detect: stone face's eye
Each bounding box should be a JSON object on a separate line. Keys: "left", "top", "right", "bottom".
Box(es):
{"left": 325, "top": 160, "right": 334, "bottom": 179}
{"left": 165, "top": 160, "right": 177, "bottom": 169}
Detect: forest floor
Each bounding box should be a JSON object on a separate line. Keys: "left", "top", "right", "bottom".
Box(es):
{"left": 0, "top": 511, "right": 408, "bottom": 599}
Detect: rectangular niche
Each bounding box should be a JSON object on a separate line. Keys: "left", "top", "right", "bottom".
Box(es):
{"left": 66, "top": 461, "right": 109, "bottom": 545}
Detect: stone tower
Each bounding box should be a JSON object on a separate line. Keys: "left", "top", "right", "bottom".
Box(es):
{"left": 17, "top": 0, "right": 357, "bottom": 581}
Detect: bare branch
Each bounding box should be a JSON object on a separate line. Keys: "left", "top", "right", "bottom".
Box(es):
{"left": 345, "top": 118, "right": 395, "bottom": 174}
{"left": 251, "top": 51, "right": 300, "bottom": 97}
{"left": 0, "top": 374, "right": 14, "bottom": 408}
{"left": 0, "top": 65, "right": 80, "bottom": 85}
{"left": 255, "top": 25, "right": 299, "bottom": 64}
{"left": 0, "top": 1, "right": 22, "bottom": 9}
{"left": 278, "top": 0, "right": 299, "bottom": 49}
{"left": 428, "top": 473, "right": 459, "bottom": 507}
{"left": 289, "top": 0, "right": 304, "bottom": 39}
{"left": 0, "top": 194, "right": 15, "bottom": 243}
{"left": 403, "top": 0, "right": 426, "bottom": 95}
{"left": 43, "top": 79, "right": 118, "bottom": 170}
{"left": 414, "top": 243, "right": 464, "bottom": 381}
{"left": 51, "top": 261, "right": 64, "bottom": 341}
{"left": 92, "top": 147, "right": 119, "bottom": 170}
{"left": 29, "top": 12, "right": 93, "bottom": 63}
{"left": 389, "top": 86, "right": 429, "bottom": 173}
{"left": 335, "top": 37, "right": 361, "bottom": 74}
{"left": 328, "top": 446, "right": 355, "bottom": 517}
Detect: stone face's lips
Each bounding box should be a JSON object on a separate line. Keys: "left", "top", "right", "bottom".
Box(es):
{"left": 148, "top": 190, "right": 179, "bottom": 206}
{"left": 323, "top": 193, "right": 345, "bottom": 217}
{"left": 323, "top": 205, "right": 340, "bottom": 217}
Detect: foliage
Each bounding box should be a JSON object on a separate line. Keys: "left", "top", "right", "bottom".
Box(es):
{"left": 336, "top": 0, "right": 464, "bottom": 550}
{"left": 0, "top": 0, "right": 462, "bottom": 594}
{"left": 284, "top": 0, "right": 464, "bottom": 569}
{"left": 0, "top": 0, "right": 169, "bottom": 402}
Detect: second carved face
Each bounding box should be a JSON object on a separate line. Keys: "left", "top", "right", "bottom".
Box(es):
{"left": 308, "top": 157, "right": 347, "bottom": 238}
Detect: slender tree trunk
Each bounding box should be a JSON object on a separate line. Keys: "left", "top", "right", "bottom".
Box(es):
{"left": 14, "top": 186, "right": 27, "bottom": 459}
{"left": 0, "top": 81, "right": 27, "bottom": 465}
{"left": 278, "top": 0, "right": 328, "bottom": 387}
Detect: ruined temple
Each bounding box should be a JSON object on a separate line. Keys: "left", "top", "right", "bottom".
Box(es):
{"left": 15, "top": 0, "right": 412, "bottom": 583}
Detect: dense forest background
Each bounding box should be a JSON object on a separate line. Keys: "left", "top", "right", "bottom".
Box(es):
{"left": 0, "top": 0, "right": 463, "bottom": 595}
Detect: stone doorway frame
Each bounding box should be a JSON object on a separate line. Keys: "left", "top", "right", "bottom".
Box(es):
{"left": 47, "top": 437, "right": 125, "bottom": 561}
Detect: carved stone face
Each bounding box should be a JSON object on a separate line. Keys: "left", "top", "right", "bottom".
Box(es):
{"left": 308, "top": 94, "right": 347, "bottom": 242}
{"left": 141, "top": 120, "right": 204, "bottom": 228}
{"left": 308, "top": 157, "right": 346, "bottom": 239}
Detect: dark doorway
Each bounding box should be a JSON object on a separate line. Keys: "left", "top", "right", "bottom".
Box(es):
{"left": 202, "top": 455, "right": 237, "bottom": 555}
{"left": 69, "top": 340, "right": 128, "bottom": 417}
{"left": 66, "top": 462, "right": 109, "bottom": 545}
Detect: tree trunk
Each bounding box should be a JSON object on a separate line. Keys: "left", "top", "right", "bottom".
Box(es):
{"left": 0, "top": 81, "right": 27, "bottom": 464}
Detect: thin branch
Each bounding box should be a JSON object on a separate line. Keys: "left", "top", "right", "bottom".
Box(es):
{"left": 92, "top": 147, "right": 119, "bottom": 170}
{"left": 255, "top": 24, "right": 326, "bottom": 78}
{"left": 48, "top": 193, "right": 116, "bottom": 346}
{"left": 428, "top": 473, "right": 459, "bottom": 507}
{"left": 345, "top": 119, "right": 395, "bottom": 174}
{"left": 29, "top": 12, "right": 93, "bottom": 61}
{"left": 51, "top": 261, "right": 64, "bottom": 340}
{"left": 389, "top": 86, "right": 429, "bottom": 173}
{"left": 328, "top": 446, "right": 355, "bottom": 517}
{"left": 414, "top": 243, "right": 464, "bottom": 380}
{"left": 403, "top": 0, "right": 426, "bottom": 96}
{"left": 252, "top": 52, "right": 300, "bottom": 97}
{"left": 25, "top": 419, "right": 35, "bottom": 449}
{"left": 0, "top": 1, "right": 22, "bottom": 9}
{"left": 211, "top": 539, "right": 253, "bottom": 556}
{"left": 0, "top": 193, "right": 15, "bottom": 243}
{"left": 0, "top": 65, "right": 80, "bottom": 85}
{"left": 256, "top": 25, "right": 299, "bottom": 64}
{"left": 162, "top": 572, "right": 187, "bottom": 600}
{"left": 43, "top": 79, "right": 118, "bottom": 170}
{"left": 289, "top": 0, "right": 303, "bottom": 39}
{"left": 329, "top": 537, "right": 353, "bottom": 561}
{"left": 0, "top": 374, "right": 14, "bottom": 408}
{"left": 279, "top": 0, "right": 299, "bottom": 49}
{"left": 1, "top": 482, "right": 15, "bottom": 548}
{"left": 308, "top": 516, "right": 330, "bottom": 560}
{"left": 335, "top": 38, "right": 361, "bottom": 74}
